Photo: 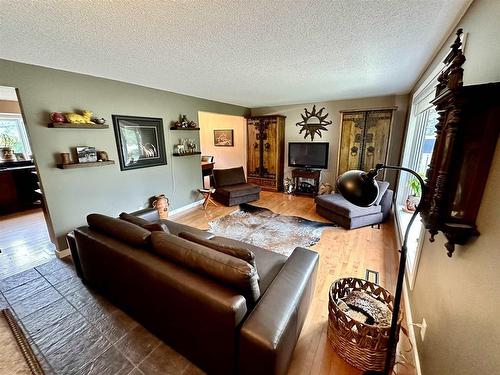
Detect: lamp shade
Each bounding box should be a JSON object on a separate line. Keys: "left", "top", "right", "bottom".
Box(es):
{"left": 336, "top": 170, "right": 379, "bottom": 207}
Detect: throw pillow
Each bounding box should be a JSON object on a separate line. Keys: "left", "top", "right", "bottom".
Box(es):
{"left": 143, "top": 222, "right": 170, "bottom": 233}
{"left": 151, "top": 231, "right": 260, "bottom": 304}
{"left": 87, "top": 213, "right": 151, "bottom": 247}
{"left": 178, "top": 231, "right": 257, "bottom": 270}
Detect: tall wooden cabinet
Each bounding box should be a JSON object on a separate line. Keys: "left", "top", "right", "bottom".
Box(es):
{"left": 247, "top": 115, "right": 286, "bottom": 191}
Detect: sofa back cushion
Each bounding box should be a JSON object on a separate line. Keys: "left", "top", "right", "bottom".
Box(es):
{"left": 213, "top": 167, "right": 246, "bottom": 187}
{"left": 151, "top": 231, "right": 260, "bottom": 304}
{"left": 119, "top": 212, "right": 151, "bottom": 227}
{"left": 179, "top": 231, "right": 257, "bottom": 270}
{"left": 87, "top": 214, "right": 152, "bottom": 247}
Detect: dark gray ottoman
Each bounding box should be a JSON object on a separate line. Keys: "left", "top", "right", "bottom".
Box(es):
{"left": 315, "top": 182, "right": 393, "bottom": 229}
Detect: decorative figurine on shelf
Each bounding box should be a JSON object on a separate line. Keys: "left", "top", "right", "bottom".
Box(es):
{"left": 318, "top": 182, "right": 334, "bottom": 195}
{"left": 175, "top": 140, "right": 185, "bottom": 154}
{"left": 173, "top": 114, "right": 198, "bottom": 129}
{"left": 152, "top": 194, "right": 170, "bottom": 219}
{"left": 92, "top": 117, "right": 106, "bottom": 125}
{"left": 65, "top": 110, "right": 95, "bottom": 124}
{"left": 50, "top": 112, "right": 66, "bottom": 123}
{"left": 186, "top": 139, "right": 197, "bottom": 153}
{"left": 60, "top": 152, "right": 71, "bottom": 165}
{"left": 97, "top": 151, "right": 109, "bottom": 161}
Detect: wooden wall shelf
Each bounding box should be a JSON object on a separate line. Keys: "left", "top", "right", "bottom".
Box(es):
{"left": 57, "top": 161, "right": 115, "bottom": 169}
{"left": 173, "top": 152, "right": 202, "bottom": 157}
{"left": 170, "top": 127, "right": 200, "bottom": 131}
{"left": 48, "top": 123, "right": 109, "bottom": 129}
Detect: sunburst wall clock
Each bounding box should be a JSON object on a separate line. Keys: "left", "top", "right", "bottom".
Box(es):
{"left": 296, "top": 105, "right": 332, "bottom": 141}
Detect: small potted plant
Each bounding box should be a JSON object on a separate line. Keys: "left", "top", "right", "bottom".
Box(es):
{"left": 405, "top": 176, "right": 422, "bottom": 212}
{"left": 0, "top": 133, "right": 17, "bottom": 161}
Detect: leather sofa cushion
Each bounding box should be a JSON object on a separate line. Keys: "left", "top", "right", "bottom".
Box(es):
{"left": 315, "top": 193, "right": 381, "bottom": 218}
{"left": 119, "top": 212, "right": 151, "bottom": 227}
{"left": 374, "top": 180, "right": 390, "bottom": 205}
{"left": 216, "top": 183, "right": 261, "bottom": 198}
{"left": 213, "top": 167, "right": 246, "bottom": 187}
{"left": 210, "top": 236, "right": 287, "bottom": 293}
{"left": 179, "top": 231, "right": 257, "bottom": 270}
{"left": 87, "top": 214, "right": 151, "bottom": 247}
{"left": 151, "top": 231, "right": 261, "bottom": 304}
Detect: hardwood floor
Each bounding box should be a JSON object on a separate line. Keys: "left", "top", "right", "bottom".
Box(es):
{"left": 173, "top": 191, "right": 416, "bottom": 375}
{"left": 0, "top": 209, "right": 55, "bottom": 279}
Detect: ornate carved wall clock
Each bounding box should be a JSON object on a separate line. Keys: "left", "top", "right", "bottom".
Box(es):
{"left": 296, "top": 105, "right": 332, "bottom": 141}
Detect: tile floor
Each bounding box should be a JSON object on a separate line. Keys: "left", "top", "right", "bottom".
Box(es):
{"left": 0, "top": 258, "right": 204, "bottom": 375}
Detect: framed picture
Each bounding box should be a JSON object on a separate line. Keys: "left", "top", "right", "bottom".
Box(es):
{"left": 214, "top": 129, "right": 234, "bottom": 147}
{"left": 76, "top": 146, "right": 97, "bottom": 163}
{"left": 112, "top": 115, "right": 167, "bottom": 171}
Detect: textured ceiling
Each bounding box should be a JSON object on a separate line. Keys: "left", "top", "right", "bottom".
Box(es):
{"left": 0, "top": 0, "right": 470, "bottom": 107}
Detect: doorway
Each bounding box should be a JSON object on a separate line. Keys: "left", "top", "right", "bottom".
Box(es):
{"left": 0, "top": 86, "right": 55, "bottom": 279}
{"left": 198, "top": 112, "right": 247, "bottom": 188}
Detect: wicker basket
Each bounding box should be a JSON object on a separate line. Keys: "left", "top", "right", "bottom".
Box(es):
{"left": 327, "top": 277, "right": 403, "bottom": 372}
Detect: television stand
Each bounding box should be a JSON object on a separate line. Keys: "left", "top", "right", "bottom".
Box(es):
{"left": 292, "top": 168, "right": 321, "bottom": 197}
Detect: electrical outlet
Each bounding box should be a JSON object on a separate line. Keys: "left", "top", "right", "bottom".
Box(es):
{"left": 420, "top": 318, "right": 427, "bottom": 341}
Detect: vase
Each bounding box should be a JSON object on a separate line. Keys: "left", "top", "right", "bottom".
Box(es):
{"left": 153, "top": 194, "right": 170, "bottom": 219}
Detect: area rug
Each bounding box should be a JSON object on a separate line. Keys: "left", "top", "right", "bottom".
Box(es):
{"left": 0, "top": 309, "right": 44, "bottom": 375}
{"left": 208, "top": 203, "right": 336, "bottom": 257}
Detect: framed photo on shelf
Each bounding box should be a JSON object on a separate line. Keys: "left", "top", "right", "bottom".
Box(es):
{"left": 76, "top": 146, "right": 97, "bottom": 163}
{"left": 214, "top": 129, "right": 234, "bottom": 147}
{"left": 112, "top": 115, "right": 167, "bottom": 171}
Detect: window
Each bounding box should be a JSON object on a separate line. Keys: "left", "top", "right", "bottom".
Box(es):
{"left": 0, "top": 114, "right": 31, "bottom": 157}
{"left": 395, "top": 73, "right": 439, "bottom": 289}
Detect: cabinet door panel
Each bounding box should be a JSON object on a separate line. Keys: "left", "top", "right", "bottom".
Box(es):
{"left": 339, "top": 112, "right": 366, "bottom": 175}
{"left": 262, "top": 120, "right": 277, "bottom": 179}
{"left": 363, "top": 110, "right": 392, "bottom": 174}
{"left": 247, "top": 121, "right": 260, "bottom": 177}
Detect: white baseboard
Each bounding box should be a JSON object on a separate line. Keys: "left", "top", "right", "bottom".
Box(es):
{"left": 56, "top": 248, "right": 71, "bottom": 259}
{"left": 169, "top": 199, "right": 204, "bottom": 216}
{"left": 403, "top": 284, "right": 422, "bottom": 375}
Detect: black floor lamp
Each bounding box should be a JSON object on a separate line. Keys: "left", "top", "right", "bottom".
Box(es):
{"left": 336, "top": 163, "right": 425, "bottom": 375}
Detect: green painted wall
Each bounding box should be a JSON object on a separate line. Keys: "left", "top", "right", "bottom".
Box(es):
{"left": 0, "top": 59, "right": 249, "bottom": 250}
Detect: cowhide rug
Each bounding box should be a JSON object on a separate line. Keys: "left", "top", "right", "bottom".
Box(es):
{"left": 208, "top": 203, "right": 336, "bottom": 257}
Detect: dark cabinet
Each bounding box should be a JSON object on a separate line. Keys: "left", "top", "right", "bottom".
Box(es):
{"left": 247, "top": 115, "right": 285, "bottom": 191}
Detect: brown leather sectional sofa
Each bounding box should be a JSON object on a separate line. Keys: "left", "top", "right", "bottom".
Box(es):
{"left": 68, "top": 208, "right": 318, "bottom": 375}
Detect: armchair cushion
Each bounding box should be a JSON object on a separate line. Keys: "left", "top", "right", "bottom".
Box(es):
{"left": 216, "top": 183, "right": 261, "bottom": 199}
{"left": 213, "top": 167, "right": 247, "bottom": 187}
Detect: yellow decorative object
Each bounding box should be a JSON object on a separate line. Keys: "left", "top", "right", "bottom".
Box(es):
{"left": 65, "top": 110, "right": 95, "bottom": 124}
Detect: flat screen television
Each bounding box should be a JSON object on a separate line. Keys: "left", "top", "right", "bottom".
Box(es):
{"left": 288, "top": 142, "right": 329, "bottom": 169}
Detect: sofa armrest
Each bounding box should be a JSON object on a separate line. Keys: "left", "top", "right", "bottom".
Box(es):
{"left": 238, "top": 247, "right": 319, "bottom": 375}
{"left": 380, "top": 189, "right": 394, "bottom": 220}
